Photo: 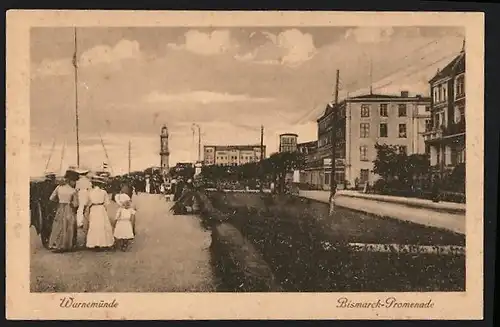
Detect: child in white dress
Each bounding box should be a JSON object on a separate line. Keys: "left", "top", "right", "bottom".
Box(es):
{"left": 113, "top": 193, "right": 136, "bottom": 251}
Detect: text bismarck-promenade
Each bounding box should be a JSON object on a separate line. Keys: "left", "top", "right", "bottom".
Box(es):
{"left": 336, "top": 297, "right": 435, "bottom": 309}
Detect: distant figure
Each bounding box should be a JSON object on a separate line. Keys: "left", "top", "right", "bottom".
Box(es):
{"left": 363, "top": 182, "right": 370, "bottom": 193}
{"left": 47, "top": 170, "right": 80, "bottom": 253}
{"left": 114, "top": 193, "right": 136, "bottom": 251}
{"left": 86, "top": 175, "right": 114, "bottom": 250}
{"left": 145, "top": 176, "right": 151, "bottom": 194}
{"left": 431, "top": 177, "right": 441, "bottom": 203}
{"left": 38, "top": 172, "right": 58, "bottom": 248}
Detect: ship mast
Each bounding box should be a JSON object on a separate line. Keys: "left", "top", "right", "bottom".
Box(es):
{"left": 73, "top": 27, "right": 80, "bottom": 167}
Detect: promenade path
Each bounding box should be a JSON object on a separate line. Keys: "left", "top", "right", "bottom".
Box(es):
{"left": 30, "top": 193, "right": 215, "bottom": 292}
{"left": 300, "top": 190, "right": 465, "bottom": 235}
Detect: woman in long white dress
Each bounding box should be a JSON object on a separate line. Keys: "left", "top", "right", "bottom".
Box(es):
{"left": 86, "top": 175, "right": 114, "bottom": 250}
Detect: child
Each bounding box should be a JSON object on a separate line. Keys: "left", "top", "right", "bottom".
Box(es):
{"left": 113, "top": 193, "right": 136, "bottom": 251}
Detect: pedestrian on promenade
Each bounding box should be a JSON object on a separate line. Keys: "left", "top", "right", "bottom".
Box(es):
{"left": 35, "top": 172, "right": 58, "bottom": 248}
{"left": 113, "top": 193, "right": 136, "bottom": 251}
{"left": 145, "top": 175, "right": 151, "bottom": 194}
{"left": 75, "top": 169, "right": 92, "bottom": 248}
{"left": 47, "top": 170, "right": 80, "bottom": 253}
{"left": 431, "top": 176, "right": 441, "bottom": 203}
{"left": 86, "top": 175, "right": 114, "bottom": 251}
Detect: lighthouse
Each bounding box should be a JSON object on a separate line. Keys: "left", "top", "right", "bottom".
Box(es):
{"left": 160, "top": 125, "right": 170, "bottom": 175}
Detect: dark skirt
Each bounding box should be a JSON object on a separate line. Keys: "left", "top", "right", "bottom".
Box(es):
{"left": 48, "top": 203, "right": 77, "bottom": 251}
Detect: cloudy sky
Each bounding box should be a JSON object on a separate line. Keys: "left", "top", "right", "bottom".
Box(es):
{"left": 30, "top": 26, "right": 464, "bottom": 176}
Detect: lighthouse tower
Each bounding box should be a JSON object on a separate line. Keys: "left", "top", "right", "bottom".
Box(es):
{"left": 160, "top": 125, "right": 170, "bottom": 175}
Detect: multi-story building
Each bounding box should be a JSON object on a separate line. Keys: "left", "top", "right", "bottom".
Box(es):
{"left": 279, "top": 133, "right": 298, "bottom": 153}
{"left": 305, "top": 92, "right": 431, "bottom": 190}
{"left": 423, "top": 45, "right": 465, "bottom": 181}
{"left": 203, "top": 145, "right": 266, "bottom": 166}
{"left": 296, "top": 140, "right": 318, "bottom": 186}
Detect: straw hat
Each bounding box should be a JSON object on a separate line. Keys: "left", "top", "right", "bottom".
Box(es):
{"left": 91, "top": 175, "right": 107, "bottom": 185}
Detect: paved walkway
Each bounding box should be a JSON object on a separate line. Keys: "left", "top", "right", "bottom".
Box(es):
{"left": 30, "top": 193, "right": 215, "bottom": 292}
{"left": 300, "top": 190, "right": 465, "bottom": 235}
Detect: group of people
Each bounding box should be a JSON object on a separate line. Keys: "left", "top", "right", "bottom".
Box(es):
{"left": 31, "top": 168, "right": 137, "bottom": 253}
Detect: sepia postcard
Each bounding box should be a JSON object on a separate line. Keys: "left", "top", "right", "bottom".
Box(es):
{"left": 6, "top": 10, "right": 484, "bottom": 320}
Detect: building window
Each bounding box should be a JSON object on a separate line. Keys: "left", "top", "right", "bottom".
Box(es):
{"left": 442, "top": 85, "right": 447, "bottom": 102}
{"left": 360, "top": 169, "right": 369, "bottom": 183}
{"left": 434, "top": 113, "right": 440, "bottom": 129}
{"left": 399, "top": 124, "right": 407, "bottom": 138}
{"left": 379, "top": 104, "right": 388, "bottom": 117}
{"left": 433, "top": 87, "right": 438, "bottom": 103}
{"left": 335, "top": 171, "right": 345, "bottom": 183}
{"left": 360, "top": 123, "right": 370, "bottom": 138}
{"left": 425, "top": 144, "right": 431, "bottom": 155}
{"left": 379, "top": 123, "right": 388, "bottom": 137}
{"left": 398, "top": 104, "right": 407, "bottom": 117}
{"left": 425, "top": 119, "right": 432, "bottom": 132}
{"left": 456, "top": 75, "right": 465, "bottom": 98}
{"left": 425, "top": 106, "right": 430, "bottom": 112}
{"left": 458, "top": 147, "right": 466, "bottom": 164}
{"left": 361, "top": 104, "right": 370, "bottom": 117}
{"left": 398, "top": 146, "right": 407, "bottom": 155}
{"left": 324, "top": 172, "right": 330, "bottom": 185}
{"left": 360, "top": 146, "right": 368, "bottom": 161}
{"left": 335, "top": 144, "right": 345, "bottom": 158}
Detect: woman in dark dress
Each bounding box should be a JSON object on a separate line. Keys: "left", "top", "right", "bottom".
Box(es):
{"left": 47, "top": 170, "right": 80, "bottom": 252}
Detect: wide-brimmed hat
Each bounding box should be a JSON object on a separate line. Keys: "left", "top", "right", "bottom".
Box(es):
{"left": 91, "top": 175, "right": 107, "bottom": 185}
{"left": 64, "top": 170, "right": 80, "bottom": 181}
{"left": 74, "top": 167, "right": 89, "bottom": 174}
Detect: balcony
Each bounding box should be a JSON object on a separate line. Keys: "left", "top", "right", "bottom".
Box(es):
{"left": 444, "top": 120, "right": 465, "bottom": 137}
{"left": 422, "top": 128, "right": 443, "bottom": 142}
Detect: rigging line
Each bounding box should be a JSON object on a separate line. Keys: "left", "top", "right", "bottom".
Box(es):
{"left": 44, "top": 138, "right": 57, "bottom": 173}
{"left": 98, "top": 131, "right": 114, "bottom": 174}
{"left": 59, "top": 140, "right": 66, "bottom": 175}
{"left": 372, "top": 51, "right": 459, "bottom": 91}
{"left": 290, "top": 38, "right": 444, "bottom": 127}
{"left": 342, "top": 38, "right": 443, "bottom": 91}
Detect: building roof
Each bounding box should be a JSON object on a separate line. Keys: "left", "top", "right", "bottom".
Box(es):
{"left": 429, "top": 50, "right": 465, "bottom": 84}
{"left": 297, "top": 140, "right": 318, "bottom": 149}
{"left": 317, "top": 92, "right": 431, "bottom": 121}
{"left": 204, "top": 144, "right": 264, "bottom": 151}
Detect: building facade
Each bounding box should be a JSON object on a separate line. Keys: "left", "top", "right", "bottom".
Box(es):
{"left": 203, "top": 145, "right": 266, "bottom": 166}
{"left": 423, "top": 46, "right": 465, "bottom": 181}
{"left": 279, "top": 133, "right": 298, "bottom": 153}
{"left": 296, "top": 140, "right": 319, "bottom": 186}
{"left": 160, "top": 125, "right": 170, "bottom": 175}
{"left": 303, "top": 92, "right": 431, "bottom": 190}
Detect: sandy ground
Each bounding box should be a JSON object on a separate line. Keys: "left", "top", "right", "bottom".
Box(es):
{"left": 30, "top": 193, "right": 215, "bottom": 292}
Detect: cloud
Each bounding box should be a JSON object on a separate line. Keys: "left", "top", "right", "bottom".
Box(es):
{"left": 79, "top": 39, "right": 142, "bottom": 67}
{"left": 32, "top": 58, "right": 73, "bottom": 78}
{"left": 167, "top": 30, "right": 238, "bottom": 56}
{"left": 235, "top": 29, "right": 317, "bottom": 66}
{"left": 344, "top": 27, "right": 395, "bottom": 44}
{"left": 32, "top": 39, "right": 142, "bottom": 78}
{"left": 144, "top": 90, "right": 275, "bottom": 104}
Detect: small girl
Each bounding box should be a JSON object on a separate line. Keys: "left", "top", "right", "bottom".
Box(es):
{"left": 113, "top": 193, "right": 136, "bottom": 251}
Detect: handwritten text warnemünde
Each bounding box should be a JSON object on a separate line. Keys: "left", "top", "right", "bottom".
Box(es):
{"left": 59, "top": 297, "right": 119, "bottom": 309}
{"left": 337, "top": 297, "right": 434, "bottom": 309}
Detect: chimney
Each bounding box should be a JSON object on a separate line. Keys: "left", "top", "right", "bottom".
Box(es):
{"left": 401, "top": 90, "right": 409, "bottom": 97}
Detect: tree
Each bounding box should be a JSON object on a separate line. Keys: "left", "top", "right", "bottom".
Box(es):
{"left": 373, "top": 143, "right": 430, "bottom": 191}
